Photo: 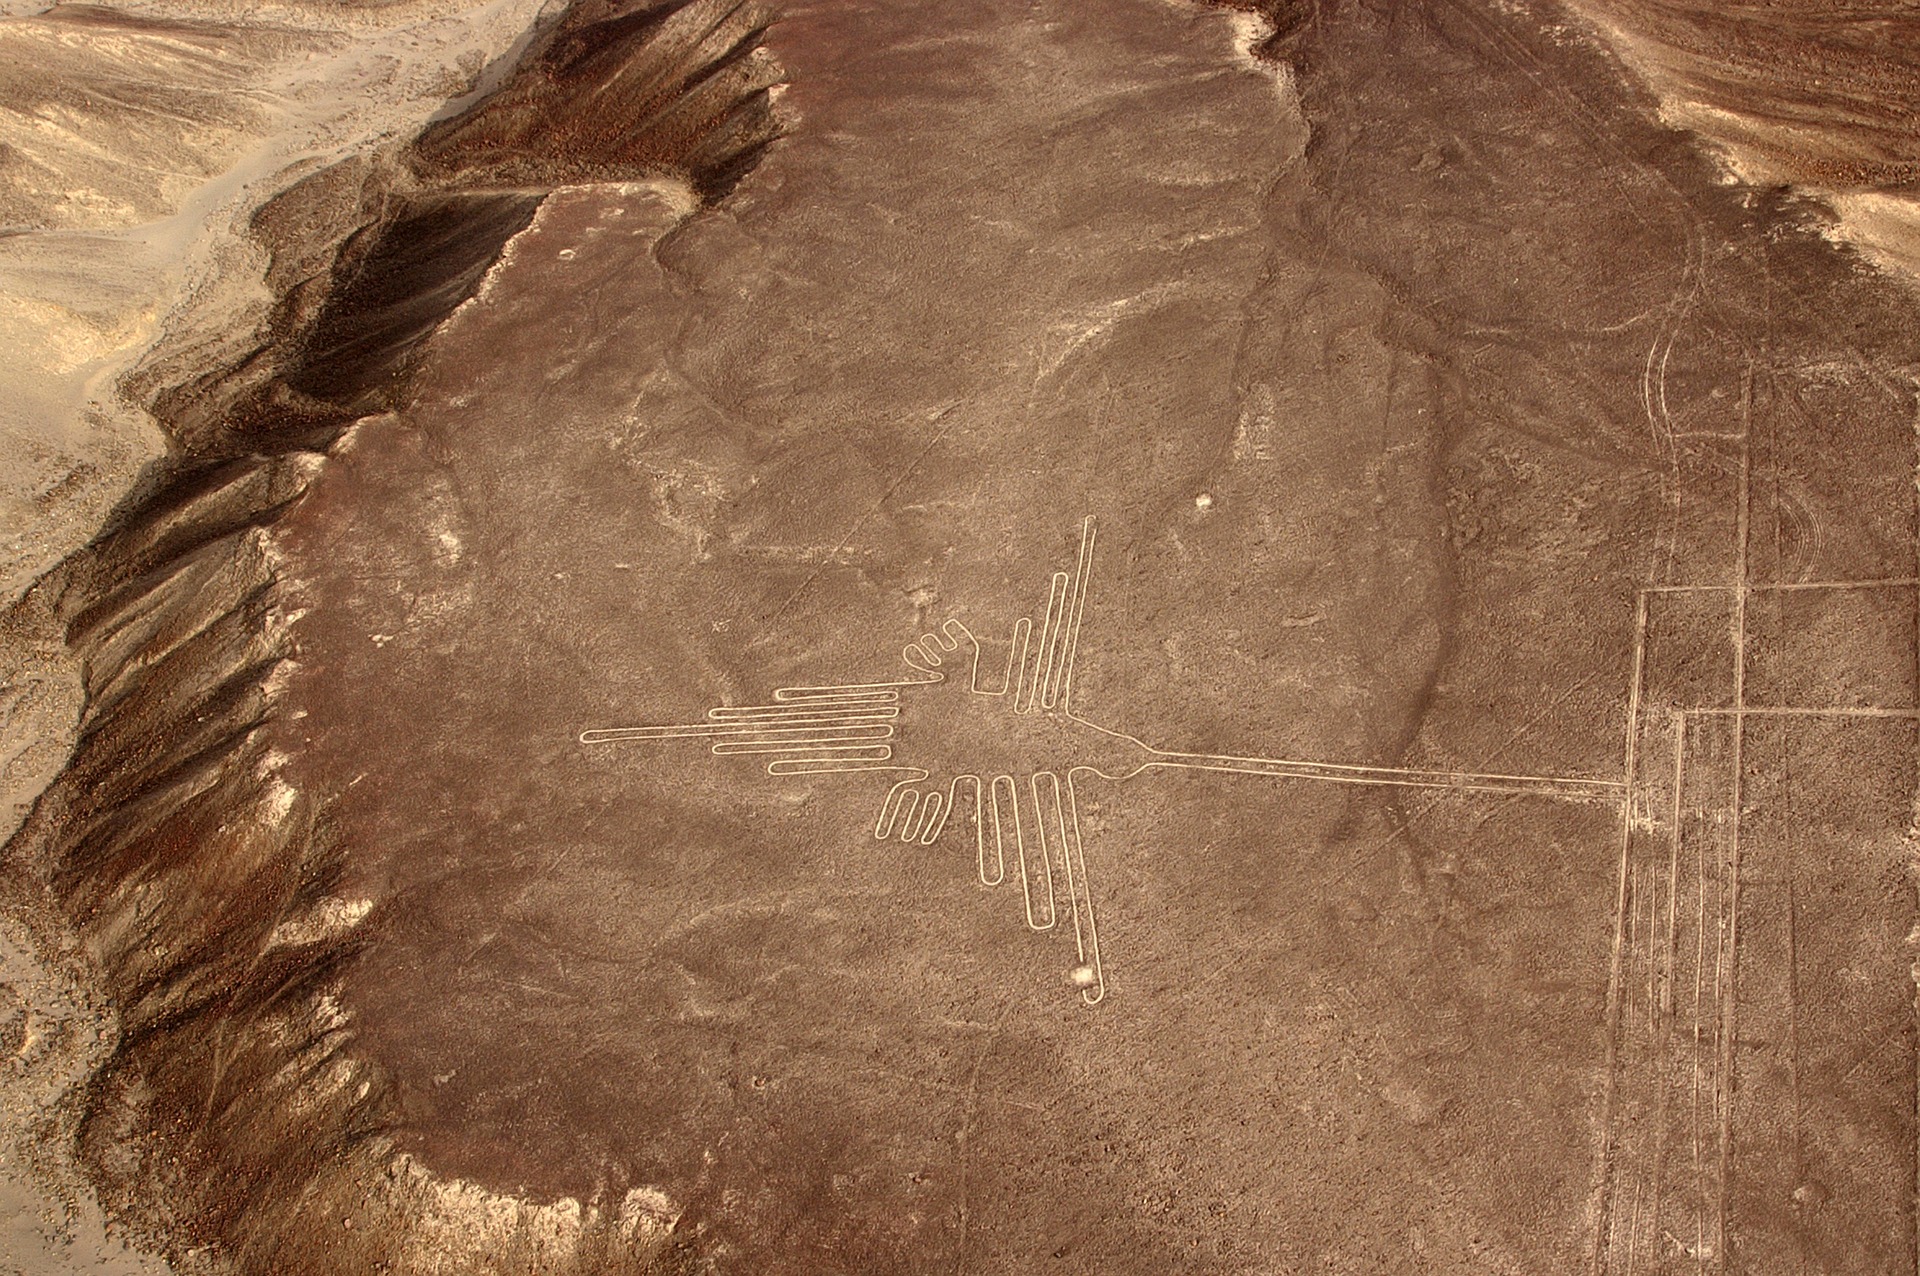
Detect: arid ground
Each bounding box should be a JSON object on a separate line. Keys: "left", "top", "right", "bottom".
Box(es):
{"left": 0, "top": 1, "right": 1917, "bottom": 1273}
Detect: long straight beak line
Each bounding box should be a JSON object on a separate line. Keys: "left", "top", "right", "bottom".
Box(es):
{"left": 1145, "top": 752, "right": 1628, "bottom": 803}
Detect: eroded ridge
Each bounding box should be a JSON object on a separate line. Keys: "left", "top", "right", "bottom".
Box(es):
{"left": 584, "top": 517, "right": 1627, "bottom": 1005}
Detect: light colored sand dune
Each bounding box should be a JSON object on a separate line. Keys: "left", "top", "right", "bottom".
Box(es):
{"left": 0, "top": 0, "right": 553, "bottom": 607}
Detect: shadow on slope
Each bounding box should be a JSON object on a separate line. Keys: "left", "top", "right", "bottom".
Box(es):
{"left": 3, "top": 2, "right": 782, "bottom": 1271}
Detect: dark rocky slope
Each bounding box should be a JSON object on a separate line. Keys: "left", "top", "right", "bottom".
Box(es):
{"left": 3, "top": 2, "right": 780, "bottom": 1268}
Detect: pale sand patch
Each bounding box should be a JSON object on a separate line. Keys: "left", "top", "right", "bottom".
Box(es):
{"left": 0, "top": 2, "right": 561, "bottom": 1271}
{"left": 1820, "top": 190, "right": 1920, "bottom": 285}
{"left": 0, "top": 0, "right": 558, "bottom": 606}
{"left": 1563, "top": 0, "right": 1920, "bottom": 294}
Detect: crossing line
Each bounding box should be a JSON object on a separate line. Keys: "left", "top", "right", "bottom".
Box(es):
{"left": 585, "top": 514, "right": 1628, "bottom": 1007}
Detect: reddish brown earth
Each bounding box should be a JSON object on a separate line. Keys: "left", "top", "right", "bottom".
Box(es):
{"left": 260, "top": 0, "right": 1918, "bottom": 1272}
{"left": 3, "top": 0, "right": 1918, "bottom": 1273}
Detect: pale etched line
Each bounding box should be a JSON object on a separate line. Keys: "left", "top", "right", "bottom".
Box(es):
{"left": 1626, "top": 819, "right": 1660, "bottom": 1268}
{"left": 917, "top": 790, "right": 946, "bottom": 846}
{"left": 1035, "top": 771, "right": 1067, "bottom": 894}
{"left": 1062, "top": 702, "right": 1626, "bottom": 799}
{"left": 928, "top": 625, "right": 963, "bottom": 655}
{"left": 582, "top": 722, "right": 897, "bottom": 759}
{"left": 706, "top": 724, "right": 896, "bottom": 744}
{"left": 773, "top": 685, "right": 908, "bottom": 701}
{"left": 1684, "top": 706, "right": 1919, "bottom": 719}
{"left": 1022, "top": 774, "right": 1060, "bottom": 931}
{"left": 581, "top": 723, "right": 714, "bottom": 743}
{"left": 1703, "top": 765, "right": 1729, "bottom": 1272}
{"left": 1665, "top": 717, "right": 1683, "bottom": 1024}
{"left": 1625, "top": 1177, "right": 1644, "bottom": 1276}
{"left": 773, "top": 672, "right": 939, "bottom": 702}
{"left": 1627, "top": 861, "right": 1641, "bottom": 1040}
{"left": 1687, "top": 719, "right": 1708, "bottom": 1273}
{"left": 711, "top": 741, "right": 893, "bottom": 758}
{"left": 1057, "top": 518, "right": 1096, "bottom": 714}
{"left": 1033, "top": 769, "right": 1108, "bottom": 1005}
{"left": 1286, "top": 672, "right": 1608, "bottom": 925}
{"left": 698, "top": 721, "right": 890, "bottom": 740}
{"left": 989, "top": 776, "right": 1051, "bottom": 932}
{"left": 585, "top": 511, "right": 1647, "bottom": 1018}
{"left": 769, "top": 688, "right": 901, "bottom": 703}
{"left": 767, "top": 688, "right": 920, "bottom": 705}
{"left": 1059, "top": 767, "right": 1105, "bottom": 1005}
{"left": 1040, "top": 519, "right": 1093, "bottom": 709}
{"left": 899, "top": 792, "right": 928, "bottom": 843}
{"left": 1142, "top": 752, "right": 1625, "bottom": 802}
{"left": 1591, "top": 587, "right": 1649, "bottom": 1276}
{"left": 1786, "top": 875, "right": 1806, "bottom": 1276}
{"left": 1642, "top": 274, "right": 1696, "bottom": 584}
{"left": 711, "top": 695, "right": 901, "bottom": 713}
{"left": 1640, "top": 713, "right": 1687, "bottom": 1276}
{"left": 1640, "top": 266, "right": 1679, "bottom": 576}
{"left": 952, "top": 618, "right": 991, "bottom": 695}
{"left": 580, "top": 720, "right": 890, "bottom": 743}
{"left": 903, "top": 644, "right": 946, "bottom": 679}
{"left": 751, "top": 744, "right": 902, "bottom": 766}
{"left": 951, "top": 1000, "right": 1012, "bottom": 1276}
{"left": 1003, "top": 617, "right": 1033, "bottom": 704}
{"left": 703, "top": 724, "right": 896, "bottom": 746}
{"left": 1644, "top": 843, "right": 1663, "bottom": 1029}
{"left": 1642, "top": 577, "right": 1920, "bottom": 594}
{"left": 989, "top": 775, "right": 1015, "bottom": 893}
{"left": 949, "top": 776, "right": 995, "bottom": 884}
{"left": 1035, "top": 572, "right": 1070, "bottom": 708}
{"left": 876, "top": 780, "right": 913, "bottom": 840}
{"left": 707, "top": 704, "right": 901, "bottom": 721}
{"left": 1710, "top": 820, "right": 1728, "bottom": 1131}
{"left": 1756, "top": 577, "right": 1920, "bottom": 591}
{"left": 1715, "top": 364, "right": 1755, "bottom": 1269}
{"left": 768, "top": 757, "right": 921, "bottom": 777}
{"left": 929, "top": 778, "right": 962, "bottom": 846}
{"left": 1021, "top": 576, "right": 1067, "bottom": 714}
{"left": 1904, "top": 379, "right": 1920, "bottom": 1276}
{"left": 704, "top": 712, "right": 899, "bottom": 730}
{"left": 583, "top": 659, "right": 940, "bottom": 785}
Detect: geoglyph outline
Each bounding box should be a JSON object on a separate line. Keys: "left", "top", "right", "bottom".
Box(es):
{"left": 583, "top": 516, "right": 1626, "bottom": 1006}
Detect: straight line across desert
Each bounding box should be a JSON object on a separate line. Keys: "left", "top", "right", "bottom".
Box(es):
{"left": 0, "top": 1, "right": 1915, "bottom": 1273}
